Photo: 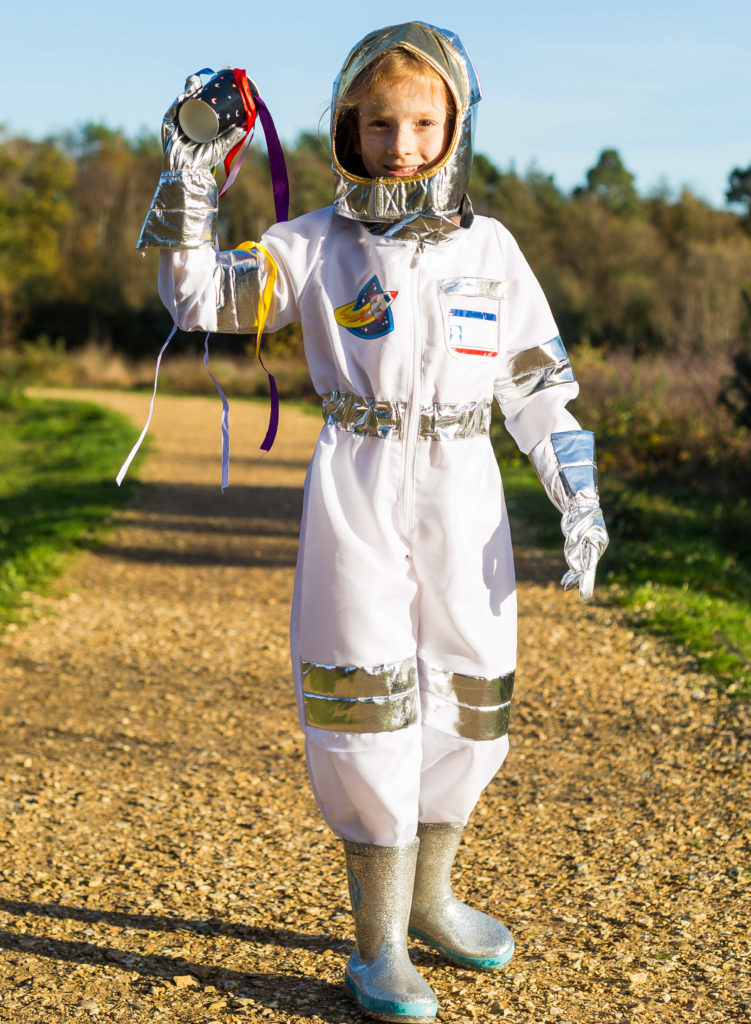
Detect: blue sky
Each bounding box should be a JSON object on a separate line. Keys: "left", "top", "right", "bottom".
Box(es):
{"left": 5, "top": 0, "right": 750, "bottom": 207}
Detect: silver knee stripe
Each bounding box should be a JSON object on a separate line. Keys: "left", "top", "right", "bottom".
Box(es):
{"left": 494, "top": 335, "right": 575, "bottom": 404}
{"left": 302, "top": 658, "right": 419, "bottom": 732}
{"left": 424, "top": 668, "right": 514, "bottom": 740}
{"left": 322, "top": 391, "right": 491, "bottom": 441}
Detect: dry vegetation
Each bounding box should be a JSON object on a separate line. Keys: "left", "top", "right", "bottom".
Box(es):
{"left": 4, "top": 339, "right": 314, "bottom": 401}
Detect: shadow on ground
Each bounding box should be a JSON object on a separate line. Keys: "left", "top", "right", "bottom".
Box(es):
{"left": 0, "top": 899, "right": 359, "bottom": 1022}
{"left": 98, "top": 482, "right": 305, "bottom": 569}
{"left": 108, "top": 479, "right": 559, "bottom": 581}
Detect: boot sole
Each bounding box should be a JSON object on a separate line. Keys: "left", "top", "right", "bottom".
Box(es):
{"left": 408, "top": 927, "right": 514, "bottom": 971}
{"left": 343, "top": 972, "right": 438, "bottom": 1022}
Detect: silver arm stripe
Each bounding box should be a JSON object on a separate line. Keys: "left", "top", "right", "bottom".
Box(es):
{"left": 494, "top": 335, "right": 575, "bottom": 405}
{"left": 301, "top": 659, "right": 419, "bottom": 733}
{"left": 215, "top": 248, "right": 265, "bottom": 333}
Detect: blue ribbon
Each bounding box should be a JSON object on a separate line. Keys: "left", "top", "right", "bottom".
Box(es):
{"left": 202, "top": 333, "right": 231, "bottom": 489}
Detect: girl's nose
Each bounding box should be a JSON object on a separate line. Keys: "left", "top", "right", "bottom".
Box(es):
{"left": 389, "top": 123, "right": 415, "bottom": 157}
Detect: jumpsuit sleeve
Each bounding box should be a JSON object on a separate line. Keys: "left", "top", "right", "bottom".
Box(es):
{"left": 492, "top": 222, "right": 582, "bottom": 454}
{"left": 157, "top": 234, "right": 299, "bottom": 336}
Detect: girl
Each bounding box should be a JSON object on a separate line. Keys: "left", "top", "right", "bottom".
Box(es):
{"left": 137, "top": 21, "right": 608, "bottom": 1023}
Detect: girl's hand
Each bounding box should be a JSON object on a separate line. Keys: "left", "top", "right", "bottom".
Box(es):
{"left": 560, "top": 502, "right": 609, "bottom": 601}
{"left": 161, "top": 73, "right": 249, "bottom": 173}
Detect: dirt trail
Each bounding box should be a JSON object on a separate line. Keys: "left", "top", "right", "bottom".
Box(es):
{"left": 0, "top": 390, "right": 748, "bottom": 1024}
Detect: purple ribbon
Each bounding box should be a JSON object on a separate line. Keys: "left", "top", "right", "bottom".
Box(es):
{"left": 248, "top": 93, "right": 287, "bottom": 452}
{"left": 255, "top": 94, "right": 290, "bottom": 224}
{"left": 259, "top": 354, "right": 279, "bottom": 452}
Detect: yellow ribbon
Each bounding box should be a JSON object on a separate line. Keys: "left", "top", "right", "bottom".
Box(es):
{"left": 236, "top": 240, "right": 277, "bottom": 357}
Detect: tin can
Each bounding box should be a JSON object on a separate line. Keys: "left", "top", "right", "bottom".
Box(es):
{"left": 179, "top": 69, "right": 255, "bottom": 143}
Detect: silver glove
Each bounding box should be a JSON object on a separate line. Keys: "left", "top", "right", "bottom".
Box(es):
{"left": 137, "top": 72, "right": 248, "bottom": 251}
{"left": 560, "top": 499, "right": 609, "bottom": 600}
{"left": 529, "top": 431, "right": 609, "bottom": 600}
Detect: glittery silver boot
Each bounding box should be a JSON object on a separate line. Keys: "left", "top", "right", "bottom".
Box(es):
{"left": 343, "top": 839, "right": 439, "bottom": 1022}
{"left": 409, "top": 823, "right": 514, "bottom": 970}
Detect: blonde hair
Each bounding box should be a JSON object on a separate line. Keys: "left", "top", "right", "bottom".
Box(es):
{"left": 335, "top": 47, "right": 456, "bottom": 177}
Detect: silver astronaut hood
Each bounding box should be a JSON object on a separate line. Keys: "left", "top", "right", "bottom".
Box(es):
{"left": 331, "top": 21, "right": 481, "bottom": 224}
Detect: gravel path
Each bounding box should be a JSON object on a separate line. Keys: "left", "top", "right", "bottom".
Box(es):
{"left": 1, "top": 390, "right": 748, "bottom": 1024}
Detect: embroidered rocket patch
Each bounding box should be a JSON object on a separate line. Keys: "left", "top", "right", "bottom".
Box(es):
{"left": 334, "top": 276, "right": 398, "bottom": 339}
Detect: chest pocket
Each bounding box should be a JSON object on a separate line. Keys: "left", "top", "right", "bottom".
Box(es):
{"left": 438, "top": 277, "right": 504, "bottom": 359}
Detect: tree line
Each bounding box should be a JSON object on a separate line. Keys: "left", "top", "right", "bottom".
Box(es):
{"left": 2, "top": 125, "right": 750, "bottom": 400}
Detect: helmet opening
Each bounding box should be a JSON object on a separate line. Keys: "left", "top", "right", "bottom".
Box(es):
{"left": 333, "top": 45, "right": 458, "bottom": 181}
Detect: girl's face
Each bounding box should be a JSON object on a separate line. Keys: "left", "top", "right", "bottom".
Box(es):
{"left": 355, "top": 75, "right": 451, "bottom": 178}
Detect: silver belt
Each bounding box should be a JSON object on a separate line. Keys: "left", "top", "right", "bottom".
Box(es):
{"left": 322, "top": 390, "right": 491, "bottom": 441}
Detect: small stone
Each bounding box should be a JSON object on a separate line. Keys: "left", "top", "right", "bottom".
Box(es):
{"left": 173, "top": 974, "right": 200, "bottom": 988}
{"left": 104, "top": 950, "right": 128, "bottom": 963}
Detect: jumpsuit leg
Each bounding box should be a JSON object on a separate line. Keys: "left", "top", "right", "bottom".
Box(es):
{"left": 291, "top": 431, "right": 424, "bottom": 846}
{"left": 411, "top": 440, "right": 517, "bottom": 826}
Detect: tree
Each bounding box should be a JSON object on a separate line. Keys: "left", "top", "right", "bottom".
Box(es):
{"left": 0, "top": 133, "right": 74, "bottom": 346}
{"left": 580, "top": 148, "right": 642, "bottom": 216}
{"left": 720, "top": 350, "right": 751, "bottom": 431}
{"left": 525, "top": 164, "right": 563, "bottom": 216}
{"left": 719, "top": 290, "right": 751, "bottom": 430}
{"left": 726, "top": 164, "right": 751, "bottom": 224}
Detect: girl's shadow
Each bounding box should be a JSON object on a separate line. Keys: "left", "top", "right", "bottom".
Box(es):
{"left": 0, "top": 897, "right": 361, "bottom": 1022}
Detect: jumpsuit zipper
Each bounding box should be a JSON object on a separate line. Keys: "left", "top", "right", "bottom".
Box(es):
{"left": 400, "top": 240, "right": 425, "bottom": 535}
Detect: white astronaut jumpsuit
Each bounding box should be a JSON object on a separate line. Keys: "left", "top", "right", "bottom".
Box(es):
{"left": 158, "top": 210, "right": 581, "bottom": 846}
{"left": 143, "top": 23, "right": 585, "bottom": 848}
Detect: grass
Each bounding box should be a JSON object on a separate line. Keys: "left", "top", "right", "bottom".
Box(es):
{"left": 602, "top": 472, "right": 751, "bottom": 695}
{"left": 0, "top": 392, "right": 139, "bottom": 623}
{"left": 491, "top": 419, "right": 751, "bottom": 698}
